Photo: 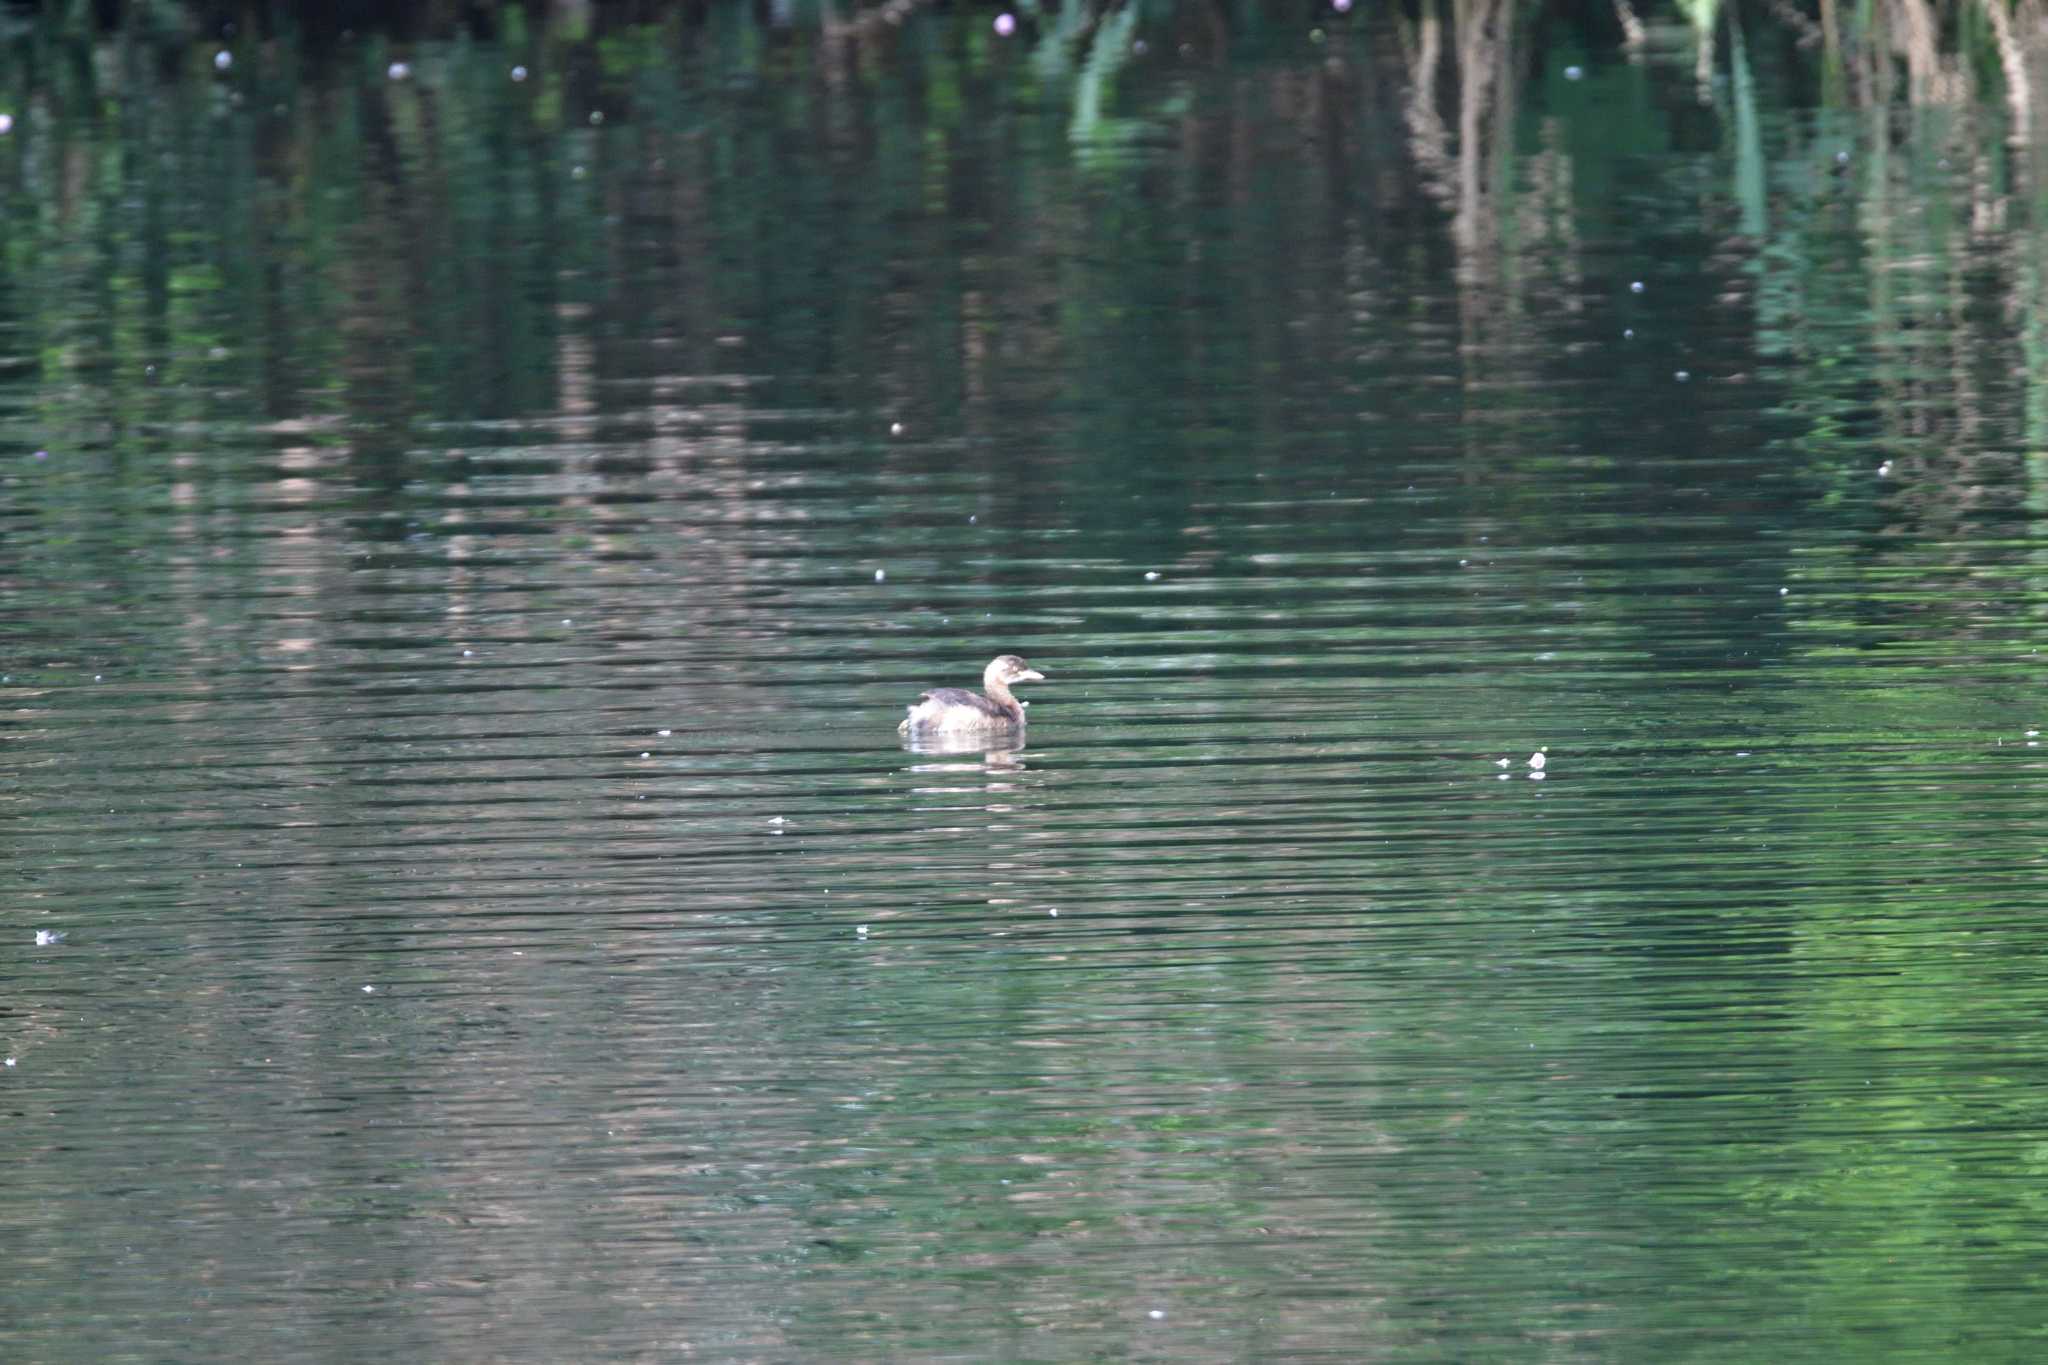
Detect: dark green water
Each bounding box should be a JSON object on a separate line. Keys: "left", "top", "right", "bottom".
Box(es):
{"left": 6, "top": 6, "right": 2048, "bottom": 1360}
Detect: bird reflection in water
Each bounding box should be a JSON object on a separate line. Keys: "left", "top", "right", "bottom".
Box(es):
{"left": 901, "top": 726, "right": 1028, "bottom": 776}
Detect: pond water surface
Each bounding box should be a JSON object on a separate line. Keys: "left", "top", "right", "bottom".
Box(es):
{"left": 6, "top": 6, "right": 2048, "bottom": 1361}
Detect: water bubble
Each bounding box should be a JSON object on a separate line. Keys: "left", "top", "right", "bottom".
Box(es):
{"left": 994, "top": 13, "right": 1017, "bottom": 37}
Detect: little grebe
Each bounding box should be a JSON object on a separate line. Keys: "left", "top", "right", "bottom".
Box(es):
{"left": 898, "top": 655, "right": 1046, "bottom": 734}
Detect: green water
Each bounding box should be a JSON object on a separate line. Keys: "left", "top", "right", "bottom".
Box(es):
{"left": 5, "top": 5, "right": 2048, "bottom": 1360}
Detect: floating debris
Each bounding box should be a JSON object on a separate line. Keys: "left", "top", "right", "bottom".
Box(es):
{"left": 33, "top": 930, "right": 64, "bottom": 947}
{"left": 656, "top": 729, "right": 672, "bottom": 737}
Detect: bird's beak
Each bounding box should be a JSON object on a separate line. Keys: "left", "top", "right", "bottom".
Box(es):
{"left": 1019, "top": 669, "right": 1045, "bottom": 682}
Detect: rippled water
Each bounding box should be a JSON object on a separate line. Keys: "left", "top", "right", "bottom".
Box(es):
{"left": 8, "top": 6, "right": 2048, "bottom": 1360}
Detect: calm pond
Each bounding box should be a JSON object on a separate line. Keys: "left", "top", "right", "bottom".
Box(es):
{"left": 6, "top": 2, "right": 2048, "bottom": 1359}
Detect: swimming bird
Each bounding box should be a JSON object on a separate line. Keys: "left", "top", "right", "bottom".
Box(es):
{"left": 898, "top": 655, "right": 1046, "bottom": 734}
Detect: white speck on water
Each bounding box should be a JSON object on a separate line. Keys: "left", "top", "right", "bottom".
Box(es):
{"left": 1049, "top": 908, "right": 1059, "bottom": 917}
{"left": 968, "top": 514, "right": 977, "bottom": 524}
{"left": 1528, "top": 751, "right": 1546, "bottom": 770}
{"left": 1630, "top": 280, "right": 1644, "bottom": 294}
{"left": 462, "top": 649, "right": 474, "bottom": 656}
{"left": 640, "top": 752, "right": 650, "bottom": 759}
{"left": 889, "top": 421, "right": 904, "bottom": 436}
{"left": 994, "top": 12, "right": 1017, "bottom": 36}
{"left": 657, "top": 729, "right": 672, "bottom": 737}
{"left": 1530, "top": 770, "right": 1547, "bottom": 781}
{"left": 1836, "top": 149, "right": 1851, "bottom": 165}
{"left": 1877, "top": 461, "right": 1893, "bottom": 477}
{"left": 0, "top": 114, "right": 12, "bottom": 135}
{"left": 1564, "top": 64, "right": 1583, "bottom": 80}
{"left": 1145, "top": 571, "right": 1161, "bottom": 581}
{"left": 562, "top": 618, "right": 572, "bottom": 626}
{"left": 3, "top": 1058, "right": 14, "bottom": 1068}
{"left": 1675, "top": 370, "right": 1690, "bottom": 382}
{"left": 34, "top": 931, "right": 63, "bottom": 946}
{"left": 1736, "top": 750, "right": 1750, "bottom": 757}
{"left": 571, "top": 164, "right": 586, "bottom": 180}
{"left": 94, "top": 675, "right": 102, "bottom": 682}
{"left": 1498, "top": 772, "right": 1512, "bottom": 781}
{"left": 2027, "top": 730, "right": 2040, "bottom": 738}
{"left": 1334, "top": 0, "right": 1353, "bottom": 10}
{"left": 1779, "top": 586, "right": 1790, "bottom": 596}
{"left": 1495, "top": 757, "right": 1510, "bottom": 767}
{"left": 214, "top": 50, "right": 233, "bottom": 71}
{"left": 856, "top": 924, "right": 869, "bottom": 938}
{"left": 589, "top": 110, "right": 604, "bottom": 125}
{"left": 1148, "top": 1310, "right": 1166, "bottom": 1321}
{"left": 875, "top": 568, "right": 886, "bottom": 582}
{"left": 388, "top": 61, "right": 411, "bottom": 80}
{"left": 511, "top": 65, "right": 528, "bottom": 82}
{"left": 362, "top": 985, "right": 376, "bottom": 993}
{"left": 770, "top": 816, "right": 786, "bottom": 824}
